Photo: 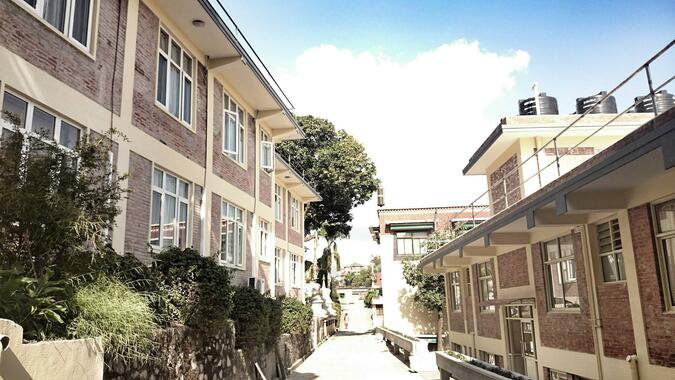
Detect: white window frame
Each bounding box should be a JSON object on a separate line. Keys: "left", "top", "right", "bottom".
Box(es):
{"left": 260, "top": 130, "right": 274, "bottom": 171}
{"left": 653, "top": 197, "right": 675, "bottom": 310}
{"left": 596, "top": 218, "right": 625, "bottom": 282}
{"left": 156, "top": 27, "right": 194, "bottom": 127}
{"left": 1, "top": 90, "right": 82, "bottom": 153}
{"left": 259, "top": 219, "right": 270, "bottom": 260}
{"left": 395, "top": 231, "right": 428, "bottom": 256}
{"left": 290, "top": 253, "right": 301, "bottom": 288}
{"left": 149, "top": 167, "right": 191, "bottom": 250}
{"left": 274, "top": 184, "right": 283, "bottom": 222}
{"left": 477, "top": 261, "right": 495, "bottom": 312}
{"left": 220, "top": 201, "right": 245, "bottom": 268}
{"left": 275, "top": 247, "right": 284, "bottom": 284}
{"left": 542, "top": 234, "right": 579, "bottom": 310}
{"left": 222, "top": 92, "right": 246, "bottom": 164}
{"left": 290, "top": 196, "right": 300, "bottom": 230}
{"left": 18, "top": 0, "right": 95, "bottom": 51}
{"left": 449, "top": 271, "right": 461, "bottom": 312}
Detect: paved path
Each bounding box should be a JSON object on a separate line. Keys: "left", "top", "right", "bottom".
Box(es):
{"left": 287, "top": 330, "right": 437, "bottom": 380}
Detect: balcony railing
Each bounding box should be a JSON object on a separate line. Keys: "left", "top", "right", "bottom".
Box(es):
{"left": 439, "top": 39, "right": 675, "bottom": 238}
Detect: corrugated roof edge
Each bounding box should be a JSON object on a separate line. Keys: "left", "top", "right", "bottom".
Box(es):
{"left": 197, "top": 0, "right": 305, "bottom": 138}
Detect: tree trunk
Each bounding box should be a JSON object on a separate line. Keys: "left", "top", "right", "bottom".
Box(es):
{"left": 436, "top": 310, "right": 444, "bottom": 351}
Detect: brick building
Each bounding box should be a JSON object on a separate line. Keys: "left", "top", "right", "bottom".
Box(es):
{"left": 0, "top": 0, "right": 320, "bottom": 299}
{"left": 419, "top": 99, "right": 675, "bottom": 379}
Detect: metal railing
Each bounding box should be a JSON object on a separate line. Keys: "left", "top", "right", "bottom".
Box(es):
{"left": 438, "top": 39, "right": 675, "bottom": 239}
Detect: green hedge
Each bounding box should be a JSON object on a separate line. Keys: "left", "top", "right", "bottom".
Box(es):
{"left": 152, "top": 247, "right": 234, "bottom": 331}
{"left": 231, "top": 287, "right": 282, "bottom": 355}
{"left": 281, "top": 297, "right": 313, "bottom": 335}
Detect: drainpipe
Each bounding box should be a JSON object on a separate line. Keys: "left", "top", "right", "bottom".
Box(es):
{"left": 581, "top": 225, "right": 604, "bottom": 380}
{"left": 626, "top": 355, "right": 640, "bottom": 380}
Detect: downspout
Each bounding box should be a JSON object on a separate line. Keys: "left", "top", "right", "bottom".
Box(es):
{"left": 581, "top": 225, "right": 604, "bottom": 380}
{"left": 626, "top": 355, "right": 640, "bottom": 380}
{"left": 200, "top": 59, "right": 210, "bottom": 257}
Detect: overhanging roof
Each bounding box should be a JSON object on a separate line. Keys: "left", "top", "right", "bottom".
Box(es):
{"left": 155, "top": 0, "right": 304, "bottom": 140}
{"left": 422, "top": 107, "right": 675, "bottom": 271}
{"left": 275, "top": 154, "right": 322, "bottom": 202}
{"left": 463, "top": 113, "right": 654, "bottom": 175}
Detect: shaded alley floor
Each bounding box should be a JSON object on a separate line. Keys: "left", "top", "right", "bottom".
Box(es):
{"left": 287, "top": 329, "right": 440, "bottom": 380}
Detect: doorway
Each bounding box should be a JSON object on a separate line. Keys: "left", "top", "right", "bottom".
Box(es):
{"left": 505, "top": 304, "right": 538, "bottom": 379}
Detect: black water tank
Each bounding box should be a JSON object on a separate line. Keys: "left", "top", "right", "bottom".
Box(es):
{"left": 576, "top": 91, "right": 617, "bottom": 114}
{"left": 518, "top": 93, "right": 559, "bottom": 115}
{"left": 633, "top": 90, "right": 675, "bottom": 114}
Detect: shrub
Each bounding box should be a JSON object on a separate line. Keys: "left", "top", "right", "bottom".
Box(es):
{"left": 281, "top": 297, "right": 313, "bottom": 335}
{"left": 69, "top": 276, "right": 157, "bottom": 361}
{"left": 363, "top": 288, "right": 380, "bottom": 308}
{"left": 230, "top": 287, "right": 282, "bottom": 355}
{"left": 0, "top": 267, "right": 67, "bottom": 340}
{"left": 152, "top": 247, "right": 233, "bottom": 330}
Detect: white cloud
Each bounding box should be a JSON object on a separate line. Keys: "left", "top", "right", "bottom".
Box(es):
{"left": 279, "top": 40, "right": 530, "bottom": 265}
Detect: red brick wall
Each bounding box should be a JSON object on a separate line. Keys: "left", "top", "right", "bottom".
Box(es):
{"left": 275, "top": 186, "right": 286, "bottom": 239}
{"left": 472, "top": 260, "right": 501, "bottom": 339}
{"left": 497, "top": 248, "right": 529, "bottom": 288}
{"left": 464, "top": 269, "right": 475, "bottom": 333}
{"left": 132, "top": 2, "right": 207, "bottom": 167}
{"left": 489, "top": 154, "right": 521, "bottom": 214}
{"left": 532, "top": 231, "right": 595, "bottom": 354}
{"left": 629, "top": 204, "right": 675, "bottom": 367}
{"left": 124, "top": 151, "right": 152, "bottom": 262}
{"left": 0, "top": 0, "right": 127, "bottom": 114}
{"left": 211, "top": 81, "right": 255, "bottom": 193}
{"left": 596, "top": 282, "right": 635, "bottom": 359}
{"left": 210, "top": 193, "right": 221, "bottom": 258}
{"left": 191, "top": 185, "right": 202, "bottom": 252}
{"left": 259, "top": 170, "right": 272, "bottom": 207}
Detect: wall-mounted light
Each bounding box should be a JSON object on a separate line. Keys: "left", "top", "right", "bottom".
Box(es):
{"left": 192, "top": 19, "right": 205, "bottom": 28}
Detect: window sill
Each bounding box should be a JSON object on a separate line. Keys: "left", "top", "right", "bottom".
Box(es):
{"left": 222, "top": 151, "right": 248, "bottom": 170}
{"left": 12, "top": 0, "right": 96, "bottom": 61}
{"left": 220, "top": 261, "right": 245, "bottom": 271}
{"left": 601, "top": 280, "right": 627, "bottom": 285}
{"left": 258, "top": 256, "right": 272, "bottom": 264}
{"left": 547, "top": 308, "right": 581, "bottom": 314}
{"left": 154, "top": 101, "right": 196, "bottom": 133}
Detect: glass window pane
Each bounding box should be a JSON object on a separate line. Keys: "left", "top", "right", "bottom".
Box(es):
{"left": 156, "top": 56, "right": 167, "bottom": 105}
{"left": 150, "top": 191, "right": 161, "bottom": 246}
{"left": 545, "top": 239, "right": 559, "bottom": 261}
{"left": 616, "top": 252, "right": 626, "bottom": 281}
{"left": 656, "top": 200, "right": 675, "bottom": 233}
{"left": 71, "top": 0, "right": 91, "bottom": 45}
{"left": 182, "top": 78, "right": 191, "bottom": 124}
{"left": 404, "top": 239, "right": 413, "bottom": 254}
{"left": 220, "top": 220, "right": 227, "bottom": 261}
{"left": 178, "top": 202, "right": 188, "bottom": 248}
{"left": 227, "top": 221, "right": 234, "bottom": 262}
{"left": 170, "top": 41, "right": 181, "bottom": 63}
{"left": 164, "top": 174, "right": 177, "bottom": 193}
{"left": 229, "top": 99, "right": 236, "bottom": 113}
{"left": 663, "top": 237, "right": 675, "bottom": 306}
{"left": 162, "top": 195, "right": 176, "bottom": 247}
{"left": 31, "top": 107, "right": 55, "bottom": 140}
{"left": 549, "top": 263, "right": 565, "bottom": 308}
{"left": 601, "top": 254, "right": 618, "bottom": 282}
{"left": 159, "top": 31, "right": 169, "bottom": 53}
{"left": 24, "top": 0, "right": 37, "bottom": 7}
{"left": 238, "top": 126, "right": 245, "bottom": 162}
{"left": 153, "top": 168, "right": 163, "bottom": 187}
{"left": 169, "top": 65, "right": 181, "bottom": 117}
{"left": 59, "top": 121, "right": 79, "bottom": 149}
{"left": 43, "top": 0, "right": 67, "bottom": 32}
{"left": 183, "top": 54, "right": 192, "bottom": 74}
{"left": 237, "top": 224, "right": 243, "bottom": 265}
{"left": 2, "top": 93, "right": 28, "bottom": 129}
{"left": 178, "top": 181, "right": 189, "bottom": 198}
{"left": 560, "top": 235, "right": 573, "bottom": 257}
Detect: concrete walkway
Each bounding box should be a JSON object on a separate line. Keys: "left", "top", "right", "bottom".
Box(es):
{"left": 287, "top": 330, "right": 438, "bottom": 380}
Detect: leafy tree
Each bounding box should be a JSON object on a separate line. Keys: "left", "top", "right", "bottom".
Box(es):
{"left": 363, "top": 288, "right": 380, "bottom": 308}
{"left": 343, "top": 267, "right": 373, "bottom": 288}
{"left": 371, "top": 256, "right": 381, "bottom": 274}
{"left": 277, "top": 115, "right": 379, "bottom": 290}
{"left": 0, "top": 114, "right": 125, "bottom": 277}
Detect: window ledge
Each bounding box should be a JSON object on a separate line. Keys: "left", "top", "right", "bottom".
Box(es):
{"left": 220, "top": 261, "right": 245, "bottom": 271}
{"left": 258, "top": 256, "right": 272, "bottom": 264}
{"left": 222, "top": 151, "right": 248, "bottom": 170}
{"left": 547, "top": 308, "right": 581, "bottom": 314}
{"left": 154, "top": 101, "right": 196, "bottom": 133}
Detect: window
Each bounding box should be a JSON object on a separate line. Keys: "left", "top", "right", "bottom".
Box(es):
{"left": 275, "top": 248, "right": 284, "bottom": 284}
{"left": 259, "top": 219, "right": 270, "bottom": 259}
{"left": 477, "top": 262, "right": 495, "bottom": 312}
{"left": 260, "top": 130, "right": 273, "bottom": 171}
{"left": 654, "top": 198, "right": 675, "bottom": 308}
{"left": 220, "top": 201, "right": 244, "bottom": 267}
{"left": 465, "top": 267, "right": 472, "bottom": 297}
{"left": 156, "top": 28, "right": 193, "bottom": 125}
{"left": 449, "top": 271, "right": 461, "bottom": 312}
{"left": 548, "top": 369, "right": 588, "bottom": 380}
{"left": 1, "top": 91, "right": 81, "bottom": 157}
{"left": 290, "top": 196, "right": 300, "bottom": 230}
{"left": 21, "top": 0, "right": 93, "bottom": 48}
{"left": 479, "top": 351, "right": 502, "bottom": 367}
{"left": 291, "top": 254, "right": 301, "bottom": 287}
{"left": 395, "top": 232, "right": 428, "bottom": 255}
{"left": 150, "top": 168, "right": 190, "bottom": 249}
{"left": 543, "top": 234, "right": 579, "bottom": 309}
{"left": 274, "top": 184, "right": 283, "bottom": 222}
{"left": 596, "top": 219, "right": 625, "bottom": 282}
{"left": 222, "top": 93, "right": 245, "bottom": 163}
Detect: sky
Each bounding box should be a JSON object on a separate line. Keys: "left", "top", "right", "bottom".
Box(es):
{"left": 219, "top": 0, "right": 675, "bottom": 265}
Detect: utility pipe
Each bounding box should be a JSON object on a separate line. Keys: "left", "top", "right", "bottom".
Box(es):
{"left": 581, "top": 225, "right": 604, "bottom": 380}
{"left": 626, "top": 355, "right": 640, "bottom": 380}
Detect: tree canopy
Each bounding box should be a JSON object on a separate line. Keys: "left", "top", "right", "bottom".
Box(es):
{"left": 343, "top": 267, "right": 373, "bottom": 288}
{"left": 401, "top": 259, "right": 445, "bottom": 312}
{"left": 276, "top": 115, "right": 380, "bottom": 240}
